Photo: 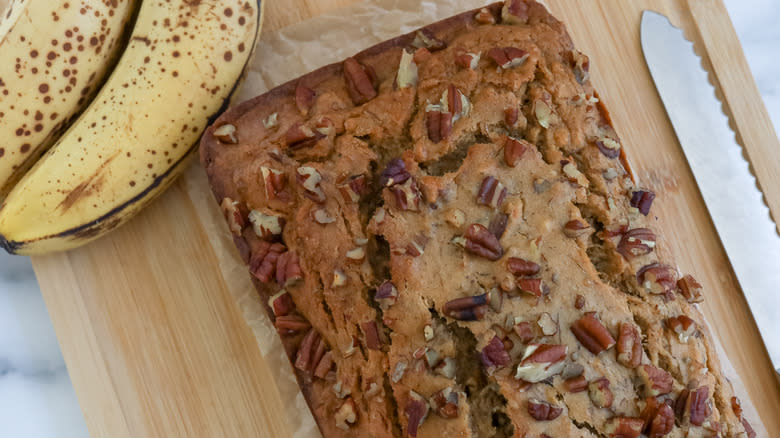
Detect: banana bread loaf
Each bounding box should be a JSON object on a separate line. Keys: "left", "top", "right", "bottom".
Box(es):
{"left": 199, "top": 1, "right": 758, "bottom": 436}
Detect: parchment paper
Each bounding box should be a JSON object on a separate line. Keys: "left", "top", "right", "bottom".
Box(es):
{"left": 182, "top": 0, "right": 765, "bottom": 435}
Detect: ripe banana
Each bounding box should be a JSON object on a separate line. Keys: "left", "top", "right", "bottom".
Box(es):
{"left": 0, "top": 0, "right": 263, "bottom": 255}
{"left": 0, "top": 0, "right": 139, "bottom": 197}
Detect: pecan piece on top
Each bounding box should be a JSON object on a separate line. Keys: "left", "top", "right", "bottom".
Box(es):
{"left": 220, "top": 197, "right": 245, "bottom": 235}
{"left": 617, "top": 228, "right": 656, "bottom": 259}
{"left": 343, "top": 57, "right": 377, "bottom": 105}
{"left": 295, "top": 82, "right": 316, "bottom": 115}
{"left": 604, "top": 417, "right": 644, "bottom": 438}
{"left": 380, "top": 158, "right": 411, "bottom": 187}
{"left": 630, "top": 189, "right": 656, "bottom": 216}
{"left": 276, "top": 251, "right": 302, "bottom": 286}
{"left": 285, "top": 122, "right": 324, "bottom": 150}
{"left": 488, "top": 46, "right": 529, "bottom": 69}
{"left": 514, "top": 343, "right": 567, "bottom": 383}
{"left": 488, "top": 213, "right": 509, "bottom": 239}
{"left": 637, "top": 263, "right": 677, "bottom": 298}
{"left": 588, "top": 377, "right": 614, "bottom": 408}
{"left": 527, "top": 399, "right": 563, "bottom": 421}
{"left": 412, "top": 29, "right": 446, "bottom": 51}
{"left": 463, "top": 223, "right": 504, "bottom": 260}
{"left": 477, "top": 176, "right": 508, "bottom": 209}
{"left": 431, "top": 388, "right": 460, "bottom": 419}
{"left": 687, "top": 386, "right": 712, "bottom": 426}
{"left": 647, "top": 403, "right": 674, "bottom": 437}
{"left": 443, "top": 293, "right": 489, "bottom": 321}
{"left": 616, "top": 322, "right": 643, "bottom": 368}
{"left": 297, "top": 166, "right": 326, "bottom": 203}
{"left": 426, "top": 109, "right": 453, "bottom": 143}
{"left": 274, "top": 314, "right": 311, "bottom": 334}
{"left": 391, "top": 179, "right": 422, "bottom": 211}
{"left": 507, "top": 257, "right": 540, "bottom": 277}
{"left": 638, "top": 364, "right": 674, "bottom": 397}
{"left": 480, "top": 336, "right": 511, "bottom": 369}
{"left": 504, "top": 136, "right": 529, "bottom": 167}
{"left": 474, "top": 7, "right": 496, "bottom": 25}
{"left": 213, "top": 123, "right": 238, "bottom": 144}
{"left": 571, "top": 312, "right": 615, "bottom": 355}
{"left": 361, "top": 320, "right": 383, "bottom": 350}
{"left": 677, "top": 274, "right": 704, "bottom": 303}
{"left": 249, "top": 241, "right": 286, "bottom": 283}
{"left": 295, "top": 328, "right": 326, "bottom": 376}
{"left": 502, "top": 0, "right": 530, "bottom": 24}
{"left": 666, "top": 315, "right": 696, "bottom": 343}
{"left": 405, "top": 391, "right": 429, "bottom": 437}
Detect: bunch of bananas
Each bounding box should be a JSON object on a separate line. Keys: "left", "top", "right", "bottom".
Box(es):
{"left": 0, "top": 0, "right": 262, "bottom": 255}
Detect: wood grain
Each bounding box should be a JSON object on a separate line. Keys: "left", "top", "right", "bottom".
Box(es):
{"left": 30, "top": 0, "right": 779, "bottom": 436}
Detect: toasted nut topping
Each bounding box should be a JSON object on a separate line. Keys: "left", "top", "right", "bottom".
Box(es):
{"left": 630, "top": 189, "right": 656, "bottom": 216}
{"left": 618, "top": 228, "right": 656, "bottom": 259}
{"left": 396, "top": 50, "right": 418, "bottom": 88}
{"left": 504, "top": 136, "right": 529, "bottom": 167}
{"left": 570, "top": 50, "right": 590, "bottom": 84}
{"left": 454, "top": 49, "right": 481, "bottom": 69}
{"left": 313, "top": 351, "right": 334, "bottom": 379}
{"left": 373, "top": 207, "right": 386, "bottom": 224}
{"left": 677, "top": 275, "right": 704, "bottom": 303}
{"left": 295, "top": 328, "right": 324, "bottom": 375}
{"left": 604, "top": 417, "right": 643, "bottom": 438}
{"left": 648, "top": 403, "right": 674, "bottom": 437}
{"left": 637, "top": 263, "right": 677, "bottom": 297}
{"left": 563, "top": 219, "right": 591, "bottom": 238}
{"left": 571, "top": 312, "right": 615, "bottom": 355}
{"left": 285, "top": 122, "right": 323, "bottom": 149}
{"left": 332, "top": 269, "right": 347, "bottom": 287}
{"left": 477, "top": 176, "right": 508, "bottom": 209}
{"left": 295, "top": 82, "right": 316, "bottom": 114}
{"left": 534, "top": 100, "right": 554, "bottom": 129}
{"left": 343, "top": 57, "right": 377, "bottom": 105}
{"left": 412, "top": 29, "right": 446, "bottom": 51}
{"left": 314, "top": 209, "right": 336, "bottom": 224}
{"left": 431, "top": 388, "right": 460, "bottom": 419}
{"left": 249, "top": 241, "right": 286, "bottom": 283}
{"left": 405, "top": 391, "right": 430, "bottom": 437}
{"left": 426, "top": 109, "right": 453, "bottom": 143}
{"left": 564, "top": 375, "right": 587, "bottom": 393}
{"left": 263, "top": 112, "right": 278, "bottom": 129}
{"left": 443, "top": 293, "right": 488, "bottom": 321}
{"left": 480, "top": 336, "right": 511, "bottom": 369}
{"left": 474, "top": 7, "right": 496, "bottom": 24}
{"left": 274, "top": 314, "right": 311, "bottom": 334}
{"left": 517, "top": 278, "right": 543, "bottom": 297}
{"left": 464, "top": 223, "right": 504, "bottom": 260}
{"left": 213, "top": 123, "right": 238, "bottom": 143}
{"left": 248, "top": 210, "right": 284, "bottom": 240}
{"left": 507, "top": 257, "right": 540, "bottom": 276}
{"left": 220, "top": 198, "right": 245, "bottom": 235}
{"left": 261, "top": 166, "right": 289, "bottom": 201}
{"left": 268, "top": 290, "right": 294, "bottom": 317}
{"left": 391, "top": 361, "right": 407, "bottom": 383}
{"left": 276, "top": 251, "right": 303, "bottom": 286}
{"left": 504, "top": 107, "right": 519, "bottom": 127}
{"left": 488, "top": 213, "right": 509, "bottom": 239}
{"left": 562, "top": 161, "right": 588, "bottom": 186}
{"left": 375, "top": 281, "right": 399, "bottom": 310}
{"left": 488, "top": 46, "right": 529, "bottom": 69}
{"left": 424, "top": 349, "right": 440, "bottom": 368}
{"left": 537, "top": 312, "right": 558, "bottom": 336}
{"left": 514, "top": 343, "right": 567, "bottom": 382}
{"left": 446, "top": 208, "right": 466, "bottom": 227}
{"left": 391, "top": 178, "right": 422, "bottom": 211}
{"left": 666, "top": 315, "right": 696, "bottom": 343}
{"left": 527, "top": 399, "right": 563, "bottom": 421}
{"left": 334, "top": 397, "right": 357, "bottom": 430}
{"left": 423, "top": 324, "right": 434, "bottom": 341}
{"left": 513, "top": 320, "right": 536, "bottom": 343}
{"left": 588, "top": 377, "right": 614, "bottom": 408}
{"left": 435, "top": 357, "right": 457, "bottom": 379}
{"left": 502, "top": 0, "right": 529, "bottom": 24}
{"left": 296, "top": 167, "right": 326, "bottom": 203}
{"left": 638, "top": 364, "right": 674, "bottom": 397}
{"left": 687, "top": 386, "right": 712, "bottom": 426}
{"left": 380, "top": 158, "right": 411, "bottom": 187}
{"left": 338, "top": 174, "right": 368, "bottom": 203}
{"left": 616, "top": 322, "right": 643, "bottom": 368}
{"left": 596, "top": 136, "right": 621, "bottom": 159}
{"left": 574, "top": 294, "right": 585, "bottom": 309}
{"left": 346, "top": 247, "right": 366, "bottom": 261}
{"left": 362, "top": 320, "right": 382, "bottom": 350}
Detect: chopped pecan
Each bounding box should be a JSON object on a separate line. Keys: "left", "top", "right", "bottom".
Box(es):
{"left": 488, "top": 213, "right": 509, "bottom": 239}
{"left": 474, "top": 7, "right": 496, "bottom": 24}
{"left": 731, "top": 395, "right": 744, "bottom": 419}
{"left": 375, "top": 280, "right": 399, "bottom": 310}
{"left": 343, "top": 57, "right": 377, "bottom": 105}
{"left": 295, "top": 328, "right": 325, "bottom": 375}
{"left": 630, "top": 190, "right": 656, "bottom": 216}
{"left": 571, "top": 312, "right": 616, "bottom": 355}
{"left": 742, "top": 418, "right": 757, "bottom": 438}
{"left": 687, "top": 386, "right": 711, "bottom": 426}
{"left": 588, "top": 377, "right": 613, "bottom": 408}
{"left": 296, "top": 167, "right": 326, "bottom": 203}
{"left": 220, "top": 198, "right": 245, "bottom": 235}
{"left": 455, "top": 49, "right": 481, "bottom": 69}
{"left": 295, "top": 82, "right": 316, "bottom": 114}
{"left": 213, "top": 123, "right": 238, "bottom": 143}
{"left": 674, "top": 389, "right": 689, "bottom": 421}
{"left": 504, "top": 136, "right": 529, "bottom": 167}
{"left": 677, "top": 275, "right": 704, "bottom": 303}
{"left": 616, "top": 322, "right": 643, "bottom": 368}
{"left": 412, "top": 29, "right": 446, "bottom": 51}
{"left": 514, "top": 343, "right": 567, "bottom": 382}
{"left": 477, "top": 176, "right": 508, "bottom": 209}
{"left": 391, "top": 178, "right": 422, "bottom": 211}
{"left": 563, "top": 219, "right": 591, "bottom": 238}
{"left": 527, "top": 399, "right": 563, "bottom": 421}
{"left": 596, "top": 136, "right": 621, "bottom": 159}
{"left": 337, "top": 174, "right": 368, "bottom": 203}
{"left": 480, "top": 336, "right": 512, "bottom": 369}
{"left": 618, "top": 228, "right": 656, "bottom": 259}
{"left": 261, "top": 166, "right": 289, "bottom": 201}
{"left": 464, "top": 223, "right": 504, "bottom": 260}
{"left": 570, "top": 50, "right": 590, "bottom": 84}
{"left": 248, "top": 210, "right": 285, "bottom": 240}
{"left": 405, "top": 391, "right": 429, "bottom": 437}
{"left": 362, "top": 320, "right": 382, "bottom": 350}
{"left": 561, "top": 362, "right": 584, "bottom": 379}
{"left": 396, "top": 50, "right": 418, "bottom": 88}
{"left": 313, "top": 351, "right": 334, "bottom": 379}
{"left": 504, "top": 107, "right": 519, "bottom": 127}
{"left": 564, "top": 375, "right": 587, "bottom": 393}
{"left": 666, "top": 315, "right": 696, "bottom": 343}
{"left": 274, "top": 314, "right": 311, "bottom": 334}
{"left": 285, "top": 122, "right": 323, "bottom": 149}
{"left": 334, "top": 397, "right": 357, "bottom": 430}
{"left": 537, "top": 312, "right": 557, "bottom": 336}
{"left": 637, "top": 263, "right": 677, "bottom": 297}
{"left": 249, "top": 241, "right": 286, "bottom": 283}
{"left": 426, "top": 109, "right": 453, "bottom": 143}
{"left": 638, "top": 364, "right": 674, "bottom": 396}
{"left": 268, "top": 290, "right": 294, "bottom": 317}
{"left": 263, "top": 113, "right": 278, "bottom": 129}
{"left": 604, "top": 417, "right": 644, "bottom": 438}
{"left": 535, "top": 100, "right": 554, "bottom": 129}
{"left": 562, "top": 160, "right": 588, "bottom": 186}
{"left": 435, "top": 357, "right": 457, "bottom": 379}
{"left": 431, "top": 388, "right": 460, "bottom": 419}
{"left": 508, "top": 257, "right": 540, "bottom": 276}
{"left": 574, "top": 294, "right": 585, "bottom": 309}
{"left": 647, "top": 403, "right": 674, "bottom": 437}
{"left": 276, "top": 251, "right": 302, "bottom": 286}
{"left": 501, "top": 0, "right": 529, "bottom": 24}
{"left": 443, "top": 293, "right": 489, "bottom": 321}
{"left": 380, "top": 158, "right": 411, "bottom": 187}
{"left": 488, "top": 288, "right": 504, "bottom": 312}
{"left": 514, "top": 321, "right": 536, "bottom": 343}
{"left": 314, "top": 209, "right": 336, "bottom": 224}
{"left": 488, "top": 47, "right": 529, "bottom": 69}
{"left": 406, "top": 233, "right": 429, "bottom": 257}
{"left": 517, "top": 278, "right": 543, "bottom": 297}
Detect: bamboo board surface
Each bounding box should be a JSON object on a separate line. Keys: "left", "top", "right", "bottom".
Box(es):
{"left": 30, "top": 0, "right": 780, "bottom": 436}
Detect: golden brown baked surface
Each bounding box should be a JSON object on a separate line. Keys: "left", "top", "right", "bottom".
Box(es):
{"left": 199, "top": 1, "right": 757, "bottom": 436}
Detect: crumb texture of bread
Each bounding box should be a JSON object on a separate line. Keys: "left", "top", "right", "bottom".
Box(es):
{"left": 199, "top": 1, "right": 756, "bottom": 437}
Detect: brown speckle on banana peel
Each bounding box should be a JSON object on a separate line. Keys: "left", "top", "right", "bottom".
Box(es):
{"left": 0, "top": 0, "right": 140, "bottom": 198}
{"left": 0, "top": 0, "right": 263, "bottom": 255}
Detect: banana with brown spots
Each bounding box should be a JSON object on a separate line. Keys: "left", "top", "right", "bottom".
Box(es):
{"left": 0, "top": 0, "right": 263, "bottom": 254}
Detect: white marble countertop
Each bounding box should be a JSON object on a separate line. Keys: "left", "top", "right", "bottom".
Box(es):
{"left": 0, "top": 1, "right": 777, "bottom": 436}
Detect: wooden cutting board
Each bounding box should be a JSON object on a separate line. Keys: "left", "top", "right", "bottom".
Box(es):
{"left": 30, "top": 0, "right": 780, "bottom": 436}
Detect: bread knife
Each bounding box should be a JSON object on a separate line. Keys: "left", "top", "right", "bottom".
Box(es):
{"left": 641, "top": 10, "right": 780, "bottom": 374}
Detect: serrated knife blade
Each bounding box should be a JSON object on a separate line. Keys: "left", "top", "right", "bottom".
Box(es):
{"left": 641, "top": 10, "right": 780, "bottom": 371}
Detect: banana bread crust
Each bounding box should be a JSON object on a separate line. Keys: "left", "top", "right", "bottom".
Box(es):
{"left": 199, "top": 1, "right": 757, "bottom": 436}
